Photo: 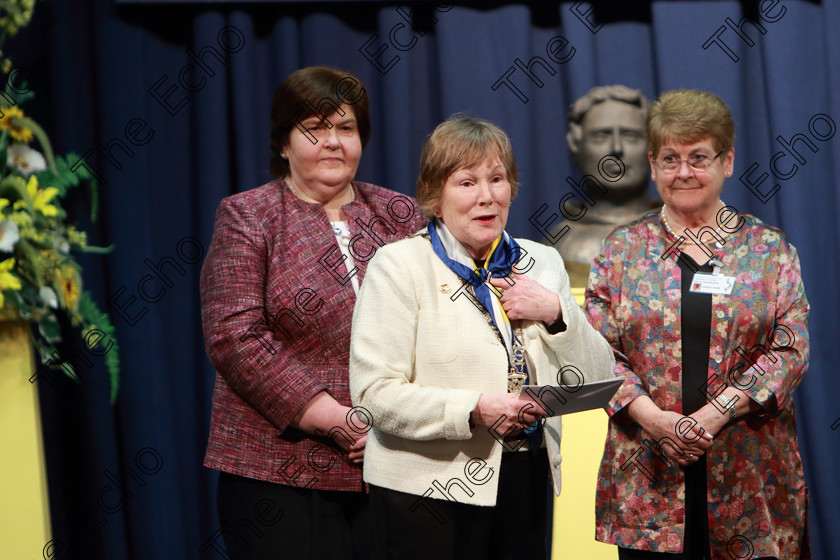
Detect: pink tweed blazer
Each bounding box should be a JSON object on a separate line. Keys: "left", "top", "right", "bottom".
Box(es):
{"left": 201, "top": 178, "right": 425, "bottom": 491}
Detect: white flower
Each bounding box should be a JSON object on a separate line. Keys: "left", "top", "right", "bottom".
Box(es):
{"left": 0, "top": 219, "right": 19, "bottom": 252}
{"left": 39, "top": 286, "right": 59, "bottom": 309}
{"left": 53, "top": 236, "right": 70, "bottom": 254}
{"left": 7, "top": 143, "right": 47, "bottom": 176}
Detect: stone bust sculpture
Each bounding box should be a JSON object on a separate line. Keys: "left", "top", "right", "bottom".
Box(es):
{"left": 548, "top": 85, "right": 660, "bottom": 286}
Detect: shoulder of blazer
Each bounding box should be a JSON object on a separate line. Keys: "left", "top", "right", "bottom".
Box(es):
{"left": 218, "top": 180, "right": 284, "bottom": 213}
{"left": 513, "top": 237, "right": 564, "bottom": 274}
{"left": 370, "top": 229, "right": 432, "bottom": 261}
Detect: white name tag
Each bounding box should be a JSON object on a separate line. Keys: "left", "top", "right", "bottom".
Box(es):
{"left": 690, "top": 272, "right": 735, "bottom": 295}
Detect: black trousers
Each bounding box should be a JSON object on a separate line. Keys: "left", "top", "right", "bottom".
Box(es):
{"left": 215, "top": 471, "right": 371, "bottom": 560}
{"left": 368, "top": 449, "right": 550, "bottom": 560}
{"left": 620, "top": 549, "right": 778, "bottom": 560}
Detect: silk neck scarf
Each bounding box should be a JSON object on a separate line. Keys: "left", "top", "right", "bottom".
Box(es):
{"left": 428, "top": 220, "right": 541, "bottom": 448}
{"left": 427, "top": 219, "right": 523, "bottom": 353}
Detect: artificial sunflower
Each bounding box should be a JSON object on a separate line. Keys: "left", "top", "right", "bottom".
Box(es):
{"left": 0, "top": 0, "right": 120, "bottom": 401}
{"left": 0, "top": 106, "right": 34, "bottom": 143}
{"left": 53, "top": 264, "right": 80, "bottom": 314}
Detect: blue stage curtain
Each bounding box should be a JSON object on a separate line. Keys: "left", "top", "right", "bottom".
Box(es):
{"left": 16, "top": 0, "right": 838, "bottom": 558}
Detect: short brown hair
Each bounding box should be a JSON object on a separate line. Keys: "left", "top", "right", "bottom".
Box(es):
{"left": 269, "top": 66, "right": 370, "bottom": 177}
{"left": 646, "top": 89, "right": 734, "bottom": 156}
{"left": 416, "top": 117, "right": 519, "bottom": 218}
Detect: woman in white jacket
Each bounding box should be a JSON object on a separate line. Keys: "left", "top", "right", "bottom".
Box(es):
{"left": 349, "top": 117, "right": 615, "bottom": 560}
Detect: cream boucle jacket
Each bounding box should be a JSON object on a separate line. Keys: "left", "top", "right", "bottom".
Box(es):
{"left": 349, "top": 231, "right": 615, "bottom": 506}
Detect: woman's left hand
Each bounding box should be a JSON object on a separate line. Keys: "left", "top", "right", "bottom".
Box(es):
{"left": 688, "top": 408, "right": 728, "bottom": 440}
{"left": 688, "top": 389, "right": 757, "bottom": 440}
{"left": 489, "top": 272, "right": 562, "bottom": 324}
{"left": 347, "top": 434, "right": 367, "bottom": 465}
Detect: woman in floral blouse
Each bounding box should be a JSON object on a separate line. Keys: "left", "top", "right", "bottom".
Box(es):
{"left": 585, "top": 89, "right": 809, "bottom": 559}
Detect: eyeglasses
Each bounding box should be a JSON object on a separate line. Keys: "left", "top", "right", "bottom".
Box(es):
{"left": 653, "top": 149, "right": 727, "bottom": 173}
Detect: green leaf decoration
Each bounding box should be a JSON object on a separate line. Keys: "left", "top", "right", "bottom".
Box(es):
{"left": 76, "top": 243, "right": 114, "bottom": 254}
{"left": 0, "top": 10, "right": 120, "bottom": 404}
{"left": 36, "top": 154, "right": 100, "bottom": 221}
{"left": 33, "top": 341, "right": 80, "bottom": 384}
{"left": 37, "top": 311, "right": 61, "bottom": 343}
{"left": 13, "top": 238, "right": 43, "bottom": 284}
{"left": 0, "top": 173, "right": 26, "bottom": 200}
{"left": 78, "top": 291, "right": 120, "bottom": 404}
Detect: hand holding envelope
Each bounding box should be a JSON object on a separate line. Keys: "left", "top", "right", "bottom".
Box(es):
{"left": 518, "top": 377, "right": 624, "bottom": 417}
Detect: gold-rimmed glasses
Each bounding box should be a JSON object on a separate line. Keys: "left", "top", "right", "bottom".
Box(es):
{"left": 653, "top": 149, "right": 726, "bottom": 173}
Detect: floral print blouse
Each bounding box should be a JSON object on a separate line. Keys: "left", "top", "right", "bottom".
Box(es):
{"left": 585, "top": 211, "right": 810, "bottom": 558}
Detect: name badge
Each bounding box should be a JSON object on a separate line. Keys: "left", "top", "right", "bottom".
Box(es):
{"left": 690, "top": 273, "right": 735, "bottom": 295}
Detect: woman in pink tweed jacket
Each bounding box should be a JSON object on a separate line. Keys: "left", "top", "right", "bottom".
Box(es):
{"left": 200, "top": 67, "right": 424, "bottom": 560}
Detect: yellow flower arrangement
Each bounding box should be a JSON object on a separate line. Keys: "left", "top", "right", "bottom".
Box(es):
{"left": 54, "top": 264, "right": 80, "bottom": 313}
{"left": 0, "top": 0, "right": 35, "bottom": 38}
{"left": 0, "top": 256, "right": 21, "bottom": 307}
{"left": 0, "top": 106, "right": 34, "bottom": 143}
{"left": 12, "top": 175, "right": 58, "bottom": 216}
{"left": 0, "top": 1, "right": 120, "bottom": 401}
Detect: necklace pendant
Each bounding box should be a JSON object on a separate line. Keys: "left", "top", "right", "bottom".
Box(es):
{"left": 507, "top": 329, "right": 528, "bottom": 395}
{"left": 507, "top": 371, "right": 527, "bottom": 396}
{"left": 330, "top": 221, "right": 352, "bottom": 247}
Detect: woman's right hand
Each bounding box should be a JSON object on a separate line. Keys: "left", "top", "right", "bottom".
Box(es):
{"left": 649, "top": 410, "right": 714, "bottom": 466}
{"left": 626, "top": 397, "right": 713, "bottom": 467}
{"left": 471, "top": 393, "right": 545, "bottom": 433}
{"left": 290, "top": 392, "right": 368, "bottom": 460}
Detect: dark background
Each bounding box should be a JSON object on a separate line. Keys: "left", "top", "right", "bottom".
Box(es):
{"left": 12, "top": 0, "right": 839, "bottom": 558}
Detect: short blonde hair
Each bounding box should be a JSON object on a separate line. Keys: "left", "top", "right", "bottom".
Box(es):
{"left": 646, "top": 90, "right": 735, "bottom": 156}
{"left": 416, "top": 117, "right": 519, "bottom": 218}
